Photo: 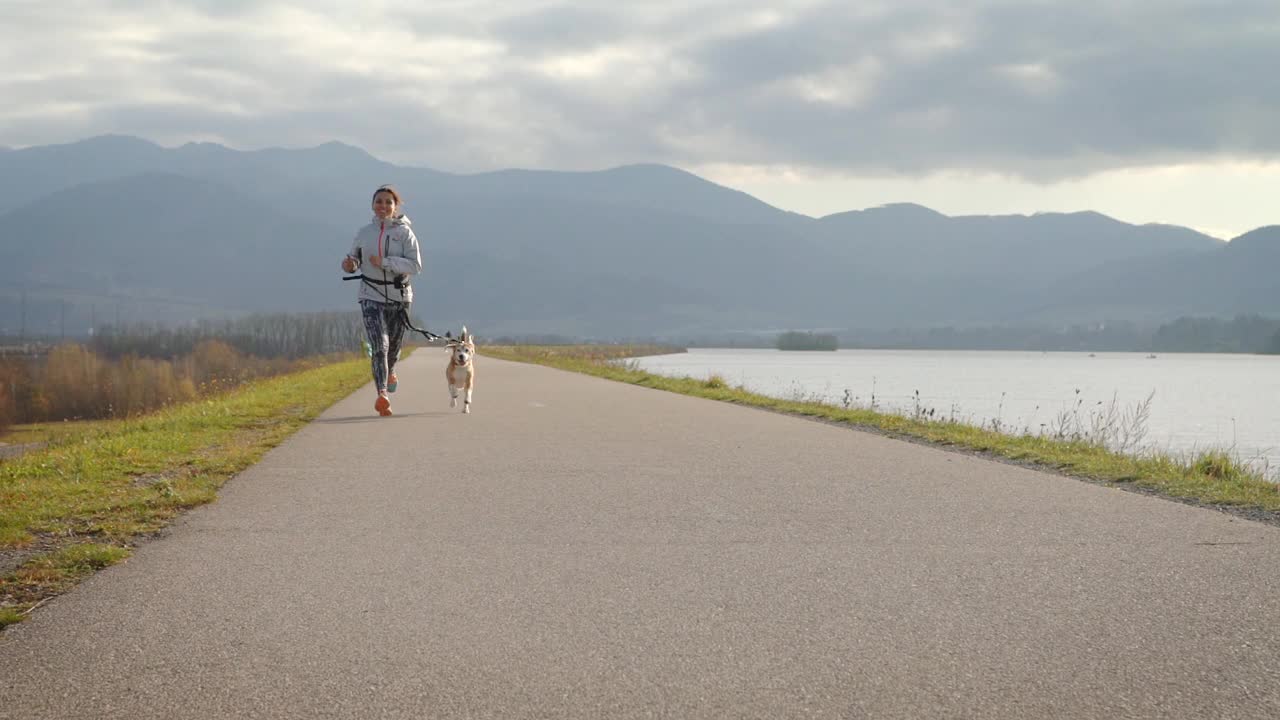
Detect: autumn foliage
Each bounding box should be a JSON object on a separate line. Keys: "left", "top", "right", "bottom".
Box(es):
{"left": 0, "top": 340, "right": 346, "bottom": 432}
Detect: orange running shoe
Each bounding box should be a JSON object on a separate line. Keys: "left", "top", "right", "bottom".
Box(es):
{"left": 375, "top": 393, "right": 392, "bottom": 416}
{"left": 387, "top": 372, "right": 398, "bottom": 393}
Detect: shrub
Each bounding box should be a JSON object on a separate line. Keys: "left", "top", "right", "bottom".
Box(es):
{"left": 777, "top": 331, "right": 838, "bottom": 351}
{"left": 1191, "top": 451, "right": 1247, "bottom": 482}
{"left": 192, "top": 339, "right": 244, "bottom": 386}
{"left": 0, "top": 361, "right": 19, "bottom": 434}
{"left": 41, "top": 344, "right": 106, "bottom": 420}
{"left": 2, "top": 341, "right": 353, "bottom": 425}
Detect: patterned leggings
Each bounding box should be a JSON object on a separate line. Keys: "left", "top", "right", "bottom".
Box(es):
{"left": 360, "top": 299, "right": 407, "bottom": 393}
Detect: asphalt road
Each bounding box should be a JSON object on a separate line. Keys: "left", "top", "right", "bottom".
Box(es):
{"left": 2, "top": 351, "right": 1278, "bottom": 719}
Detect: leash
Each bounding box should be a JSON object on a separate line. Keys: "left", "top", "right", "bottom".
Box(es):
{"left": 344, "top": 220, "right": 445, "bottom": 343}
{"left": 342, "top": 273, "right": 445, "bottom": 343}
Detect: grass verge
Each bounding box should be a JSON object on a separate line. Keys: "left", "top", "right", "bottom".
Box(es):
{"left": 0, "top": 356, "right": 372, "bottom": 628}
{"left": 483, "top": 345, "right": 1280, "bottom": 517}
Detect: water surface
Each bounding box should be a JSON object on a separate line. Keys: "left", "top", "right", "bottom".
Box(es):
{"left": 634, "top": 349, "right": 1280, "bottom": 475}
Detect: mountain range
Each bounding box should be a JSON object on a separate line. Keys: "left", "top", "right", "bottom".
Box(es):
{"left": 1, "top": 135, "right": 1276, "bottom": 340}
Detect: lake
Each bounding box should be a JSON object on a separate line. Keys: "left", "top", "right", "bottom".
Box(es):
{"left": 633, "top": 349, "right": 1280, "bottom": 477}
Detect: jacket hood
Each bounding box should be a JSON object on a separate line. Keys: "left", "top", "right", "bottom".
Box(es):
{"left": 371, "top": 213, "right": 412, "bottom": 227}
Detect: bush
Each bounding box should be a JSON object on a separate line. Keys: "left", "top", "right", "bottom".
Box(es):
{"left": 1191, "top": 451, "right": 1248, "bottom": 482}
{"left": 0, "top": 360, "right": 20, "bottom": 434}
{"left": 41, "top": 344, "right": 106, "bottom": 420}
{"left": 192, "top": 339, "right": 244, "bottom": 387}
{"left": 2, "top": 341, "right": 353, "bottom": 425}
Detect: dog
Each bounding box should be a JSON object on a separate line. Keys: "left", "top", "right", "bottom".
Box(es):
{"left": 445, "top": 326, "right": 476, "bottom": 413}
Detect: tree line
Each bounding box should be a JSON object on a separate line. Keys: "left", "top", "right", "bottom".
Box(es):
{"left": 0, "top": 312, "right": 382, "bottom": 433}
{"left": 777, "top": 331, "right": 839, "bottom": 351}
{"left": 88, "top": 312, "right": 370, "bottom": 359}
{"left": 830, "top": 315, "right": 1280, "bottom": 354}
{"left": 1150, "top": 315, "right": 1280, "bottom": 354}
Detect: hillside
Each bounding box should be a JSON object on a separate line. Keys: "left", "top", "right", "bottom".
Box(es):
{"left": 1, "top": 136, "right": 1268, "bottom": 339}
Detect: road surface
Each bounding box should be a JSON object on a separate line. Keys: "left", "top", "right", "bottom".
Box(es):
{"left": 2, "top": 351, "right": 1278, "bottom": 718}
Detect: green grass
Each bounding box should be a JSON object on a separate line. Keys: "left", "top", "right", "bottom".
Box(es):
{"left": 0, "top": 544, "right": 132, "bottom": 629}
{"left": 0, "top": 426, "right": 55, "bottom": 446}
{"left": 0, "top": 418, "right": 120, "bottom": 450}
{"left": 0, "top": 356, "right": 374, "bottom": 626}
{"left": 483, "top": 345, "right": 1280, "bottom": 515}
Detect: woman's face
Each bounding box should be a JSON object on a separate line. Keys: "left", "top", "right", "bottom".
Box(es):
{"left": 372, "top": 191, "right": 397, "bottom": 219}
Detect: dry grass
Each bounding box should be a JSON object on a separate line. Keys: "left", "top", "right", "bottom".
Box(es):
{"left": 1, "top": 341, "right": 355, "bottom": 432}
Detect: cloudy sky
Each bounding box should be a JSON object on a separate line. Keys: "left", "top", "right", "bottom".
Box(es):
{"left": 3, "top": 0, "right": 1279, "bottom": 238}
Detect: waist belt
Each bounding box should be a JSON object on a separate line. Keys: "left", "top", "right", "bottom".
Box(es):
{"left": 344, "top": 274, "right": 410, "bottom": 291}
{"left": 340, "top": 274, "right": 442, "bottom": 342}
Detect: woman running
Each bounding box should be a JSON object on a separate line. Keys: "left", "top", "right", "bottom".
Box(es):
{"left": 341, "top": 184, "right": 422, "bottom": 416}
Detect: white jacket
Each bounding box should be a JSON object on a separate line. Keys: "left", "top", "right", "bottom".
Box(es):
{"left": 346, "top": 214, "right": 422, "bottom": 304}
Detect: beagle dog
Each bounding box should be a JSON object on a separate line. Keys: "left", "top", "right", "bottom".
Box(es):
{"left": 446, "top": 327, "right": 476, "bottom": 413}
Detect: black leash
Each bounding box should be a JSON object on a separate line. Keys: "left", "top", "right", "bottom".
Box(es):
{"left": 343, "top": 272, "right": 445, "bottom": 343}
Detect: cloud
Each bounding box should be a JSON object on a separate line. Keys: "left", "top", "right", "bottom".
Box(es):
{"left": 3, "top": 0, "right": 1280, "bottom": 180}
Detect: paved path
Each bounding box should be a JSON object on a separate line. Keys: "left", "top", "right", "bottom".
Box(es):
{"left": 2, "top": 352, "right": 1278, "bottom": 719}
{"left": 0, "top": 441, "right": 44, "bottom": 460}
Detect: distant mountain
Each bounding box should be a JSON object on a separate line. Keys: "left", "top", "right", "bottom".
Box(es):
{"left": 0, "top": 170, "right": 835, "bottom": 335}
{"left": 1012, "top": 226, "right": 1280, "bottom": 324}
{"left": 0, "top": 136, "right": 796, "bottom": 230}
{"left": 456, "top": 164, "right": 807, "bottom": 227}
{"left": 816, "top": 204, "right": 1217, "bottom": 279}
{"left": 0, "top": 173, "right": 346, "bottom": 324}
{"left": 0, "top": 135, "right": 1273, "bottom": 340}
{"left": 810, "top": 203, "right": 1226, "bottom": 326}
{"left": 1226, "top": 225, "right": 1280, "bottom": 253}
{"left": 0, "top": 135, "right": 171, "bottom": 215}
